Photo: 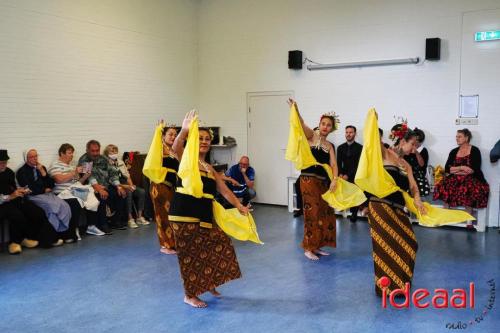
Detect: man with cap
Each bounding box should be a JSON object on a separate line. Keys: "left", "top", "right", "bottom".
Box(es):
{"left": 0, "top": 149, "right": 39, "bottom": 254}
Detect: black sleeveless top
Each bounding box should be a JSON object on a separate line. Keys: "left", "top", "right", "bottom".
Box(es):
{"left": 382, "top": 165, "right": 410, "bottom": 206}
{"left": 162, "top": 156, "right": 179, "bottom": 187}
{"left": 301, "top": 146, "right": 330, "bottom": 178}
{"left": 169, "top": 171, "right": 217, "bottom": 227}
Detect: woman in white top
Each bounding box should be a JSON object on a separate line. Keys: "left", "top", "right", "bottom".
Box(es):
{"left": 48, "top": 143, "right": 93, "bottom": 239}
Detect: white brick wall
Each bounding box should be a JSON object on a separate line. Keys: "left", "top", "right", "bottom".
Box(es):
{"left": 0, "top": 0, "right": 199, "bottom": 169}
{"left": 0, "top": 0, "right": 498, "bottom": 226}
{"left": 197, "top": 0, "right": 500, "bottom": 227}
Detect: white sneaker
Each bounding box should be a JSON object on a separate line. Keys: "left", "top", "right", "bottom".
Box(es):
{"left": 52, "top": 239, "right": 64, "bottom": 247}
{"left": 136, "top": 217, "right": 150, "bottom": 225}
{"left": 128, "top": 219, "right": 139, "bottom": 229}
{"left": 86, "top": 225, "right": 105, "bottom": 236}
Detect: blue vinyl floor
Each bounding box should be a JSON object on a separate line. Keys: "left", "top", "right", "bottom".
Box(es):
{"left": 1, "top": 204, "right": 499, "bottom": 333}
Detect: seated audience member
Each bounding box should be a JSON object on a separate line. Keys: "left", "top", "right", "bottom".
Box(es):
{"left": 433, "top": 129, "right": 490, "bottom": 231}
{"left": 16, "top": 149, "right": 73, "bottom": 246}
{"left": 48, "top": 143, "right": 93, "bottom": 241}
{"left": 222, "top": 156, "right": 256, "bottom": 205}
{"left": 104, "top": 144, "right": 147, "bottom": 229}
{"left": 380, "top": 128, "right": 390, "bottom": 149}
{"left": 78, "top": 140, "right": 127, "bottom": 233}
{"left": 123, "top": 151, "right": 154, "bottom": 222}
{"left": 490, "top": 139, "right": 500, "bottom": 163}
{"left": 402, "top": 127, "right": 430, "bottom": 197}
{"left": 0, "top": 149, "right": 39, "bottom": 254}
{"left": 337, "top": 125, "right": 364, "bottom": 222}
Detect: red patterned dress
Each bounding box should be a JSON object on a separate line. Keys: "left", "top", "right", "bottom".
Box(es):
{"left": 433, "top": 154, "right": 489, "bottom": 208}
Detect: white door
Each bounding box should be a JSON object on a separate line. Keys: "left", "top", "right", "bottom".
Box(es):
{"left": 247, "top": 91, "right": 293, "bottom": 205}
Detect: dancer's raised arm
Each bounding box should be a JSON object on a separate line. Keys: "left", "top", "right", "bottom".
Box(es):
{"left": 172, "top": 110, "right": 196, "bottom": 160}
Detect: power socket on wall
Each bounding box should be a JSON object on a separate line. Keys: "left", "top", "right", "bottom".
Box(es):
{"left": 455, "top": 118, "right": 479, "bottom": 125}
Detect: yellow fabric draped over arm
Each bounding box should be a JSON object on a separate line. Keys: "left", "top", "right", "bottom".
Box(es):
{"left": 176, "top": 116, "right": 262, "bottom": 243}
{"left": 177, "top": 116, "right": 203, "bottom": 198}
{"left": 285, "top": 104, "right": 366, "bottom": 210}
{"left": 285, "top": 103, "right": 318, "bottom": 170}
{"left": 355, "top": 108, "right": 474, "bottom": 226}
{"left": 213, "top": 201, "right": 263, "bottom": 244}
{"left": 321, "top": 177, "right": 367, "bottom": 210}
{"left": 354, "top": 108, "right": 400, "bottom": 197}
{"left": 402, "top": 192, "right": 474, "bottom": 226}
{"left": 143, "top": 124, "right": 168, "bottom": 184}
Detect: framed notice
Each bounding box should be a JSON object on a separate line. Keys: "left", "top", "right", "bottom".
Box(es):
{"left": 459, "top": 95, "right": 479, "bottom": 118}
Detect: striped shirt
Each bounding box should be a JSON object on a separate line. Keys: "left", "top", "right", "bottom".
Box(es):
{"left": 48, "top": 160, "right": 78, "bottom": 194}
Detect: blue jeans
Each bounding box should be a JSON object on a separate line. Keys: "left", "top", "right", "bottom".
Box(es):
{"left": 126, "top": 186, "right": 145, "bottom": 215}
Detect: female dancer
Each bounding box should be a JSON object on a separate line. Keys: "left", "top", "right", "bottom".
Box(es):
{"left": 150, "top": 124, "right": 179, "bottom": 254}
{"left": 368, "top": 127, "right": 426, "bottom": 296}
{"left": 287, "top": 99, "right": 339, "bottom": 261}
{"left": 169, "top": 110, "right": 250, "bottom": 308}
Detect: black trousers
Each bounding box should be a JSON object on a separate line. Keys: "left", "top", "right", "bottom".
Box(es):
{"left": 0, "top": 198, "right": 58, "bottom": 246}
{"left": 295, "top": 178, "right": 303, "bottom": 211}
{"left": 87, "top": 187, "right": 127, "bottom": 228}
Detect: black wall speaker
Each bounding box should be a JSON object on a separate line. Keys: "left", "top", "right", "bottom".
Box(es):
{"left": 288, "top": 50, "right": 303, "bottom": 69}
{"left": 425, "top": 38, "right": 441, "bottom": 61}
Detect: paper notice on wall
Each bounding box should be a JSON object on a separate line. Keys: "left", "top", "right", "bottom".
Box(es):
{"left": 459, "top": 95, "right": 479, "bottom": 118}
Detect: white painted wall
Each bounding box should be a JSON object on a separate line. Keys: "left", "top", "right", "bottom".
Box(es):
{"left": 0, "top": 0, "right": 199, "bottom": 168}
{"left": 1, "top": 0, "right": 498, "bottom": 226}
{"left": 198, "top": 0, "right": 500, "bottom": 226}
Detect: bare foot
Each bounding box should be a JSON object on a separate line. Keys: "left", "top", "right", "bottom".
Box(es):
{"left": 209, "top": 289, "right": 222, "bottom": 298}
{"left": 304, "top": 251, "right": 320, "bottom": 261}
{"left": 160, "top": 248, "right": 177, "bottom": 255}
{"left": 313, "top": 249, "right": 330, "bottom": 256}
{"left": 360, "top": 207, "right": 369, "bottom": 217}
{"left": 184, "top": 296, "right": 207, "bottom": 308}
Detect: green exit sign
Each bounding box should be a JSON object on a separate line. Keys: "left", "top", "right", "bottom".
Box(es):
{"left": 475, "top": 30, "right": 500, "bottom": 42}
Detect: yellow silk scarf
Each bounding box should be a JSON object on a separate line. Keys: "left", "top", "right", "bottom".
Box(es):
{"left": 178, "top": 116, "right": 263, "bottom": 243}
{"left": 285, "top": 104, "right": 366, "bottom": 210}
{"left": 143, "top": 124, "right": 168, "bottom": 184}
{"left": 355, "top": 108, "right": 474, "bottom": 226}
{"left": 177, "top": 116, "right": 203, "bottom": 198}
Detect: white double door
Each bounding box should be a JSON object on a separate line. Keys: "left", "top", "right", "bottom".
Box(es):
{"left": 247, "top": 91, "right": 293, "bottom": 205}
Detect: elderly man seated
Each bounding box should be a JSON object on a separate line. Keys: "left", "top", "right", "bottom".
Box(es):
{"left": 78, "top": 140, "right": 127, "bottom": 234}
{"left": 222, "top": 156, "right": 256, "bottom": 206}
{"left": 16, "top": 148, "right": 72, "bottom": 247}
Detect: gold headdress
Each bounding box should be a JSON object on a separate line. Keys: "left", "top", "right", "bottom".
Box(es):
{"left": 320, "top": 111, "right": 340, "bottom": 131}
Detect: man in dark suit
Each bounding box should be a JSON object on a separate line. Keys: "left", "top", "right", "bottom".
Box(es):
{"left": 336, "top": 125, "right": 364, "bottom": 222}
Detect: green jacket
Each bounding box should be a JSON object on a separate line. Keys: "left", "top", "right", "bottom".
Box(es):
{"left": 78, "top": 153, "right": 120, "bottom": 188}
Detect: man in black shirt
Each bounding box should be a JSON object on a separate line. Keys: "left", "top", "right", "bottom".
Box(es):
{"left": 336, "top": 125, "right": 364, "bottom": 222}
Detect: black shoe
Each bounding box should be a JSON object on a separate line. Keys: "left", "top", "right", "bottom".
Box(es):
{"left": 293, "top": 209, "right": 303, "bottom": 217}
{"left": 99, "top": 225, "right": 114, "bottom": 235}
{"left": 110, "top": 224, "right": 126, "bottom": 230}
{"left": 349, "top": 215, "right": 357, "bottom": 223}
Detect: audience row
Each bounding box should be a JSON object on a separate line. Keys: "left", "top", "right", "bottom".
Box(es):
{"left": 0, "top": 141, "right": 148, "bottom": 255}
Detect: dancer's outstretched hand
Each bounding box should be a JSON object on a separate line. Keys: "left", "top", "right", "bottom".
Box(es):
{"left": 415, "top": 199, "right": 427, "bottom": 215}
{"left": 182, "top": 109, "right": 196, "bottom": 131}
{"left": 329, "top": 179, "right": 337, "bottom": 192}
{"left": 238, "top": 203, "right": 253, "bottom": 216}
